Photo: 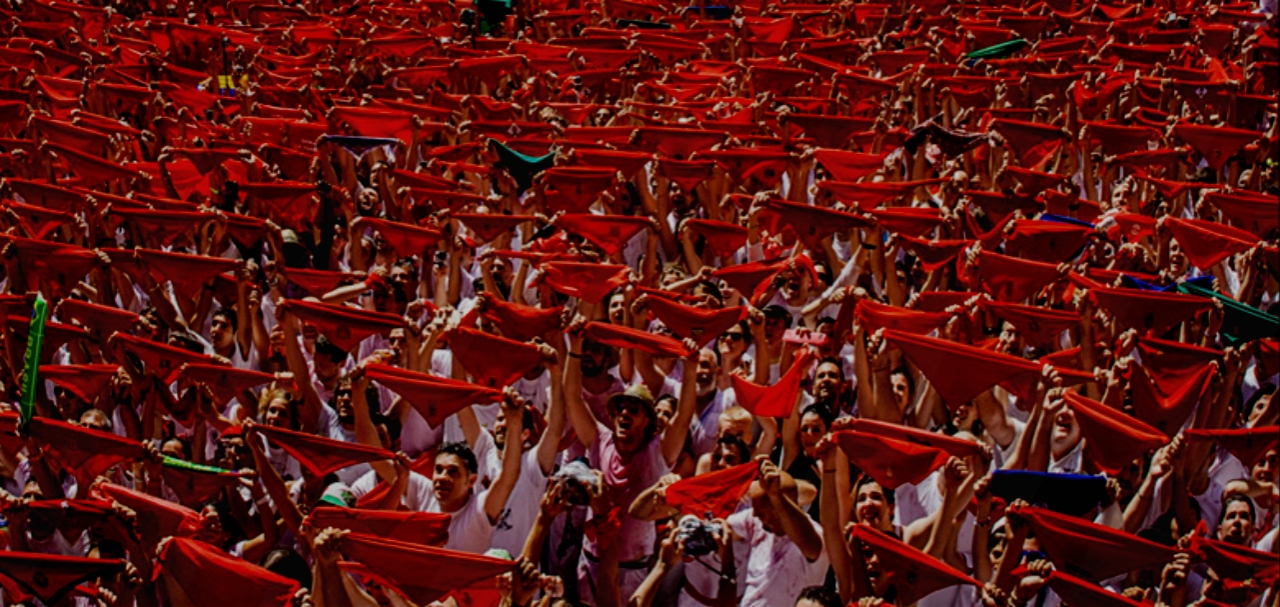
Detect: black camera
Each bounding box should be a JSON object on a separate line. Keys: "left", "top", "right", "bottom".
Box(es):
{"left": 675, "top": 514, "right": 720, "bottom": 557}
{"left": 552, "top": 460, "right": 599, "bottom": 506}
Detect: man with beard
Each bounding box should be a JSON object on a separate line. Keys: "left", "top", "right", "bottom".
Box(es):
{"left": 565, "top": 319, "right": 699, "bottom": 603}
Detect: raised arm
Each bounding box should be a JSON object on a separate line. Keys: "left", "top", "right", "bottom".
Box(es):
{"left": 280, "top": 310, "right": 325, "bottom": 434}
{"left": 760, "top": 459, "right": 823, "bottom": 560}
{"left": 482, "top": 389, "right": 526, "bottom": 523}
{"left": 817, "top": 437, "right": 855, "bottom": 603}
{"left": 564, "top": 320, "right": 601, "bottom": 447}
{"left": 661, "top": 341, "right": 700, "bottom": 467}
{"left": 350, "top": 360, "right": 396, "bottom": 483}
{"left": 534, "top": 344, "right": 564, "bottom": 475}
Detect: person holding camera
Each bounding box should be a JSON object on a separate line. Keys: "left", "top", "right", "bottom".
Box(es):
{"left": 564, "top": 315, "right": 701, "bottom": 604}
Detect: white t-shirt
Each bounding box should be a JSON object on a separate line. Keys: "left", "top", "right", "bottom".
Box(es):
{"left": 351, "top": 469, "right": 435, "bottom": 511}
{"left": 348, "top": 469, "right": 496, "bottom": 554}
{"left": 1195, "top": 449, "right": 1252, "bottom": 536}
{"left": 727, "top": 509, "right": 828, "bottom": 607}
{"left": 440, "top": 488, "right": 497, "bottom": 554}
{"left": 488, "top": 448, "right": 549, "bottom": 558}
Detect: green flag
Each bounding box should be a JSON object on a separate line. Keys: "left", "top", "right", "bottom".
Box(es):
{"left": 966, "top": 39, "right": 1029, "bottom": 62}
{"left": 19, "top": 295, "right": 48, "bottom": 428}
{"left": 490, "top": 139, "right": 555, "bottom": 194}
{"left": 162, "top": 456, "right": 239, "bottom": 476}
{"left": 1176, "top": 282, "right": 1279, "bottom": 346}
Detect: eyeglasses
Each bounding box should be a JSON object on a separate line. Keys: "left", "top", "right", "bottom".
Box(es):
{"left": 720, "top": 332, "right": 745, "bottom": 342}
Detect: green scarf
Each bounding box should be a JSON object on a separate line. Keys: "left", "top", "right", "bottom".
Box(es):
{"left": 1177, "top": 282, "right": 1280, "bottom": 346}
{"left": 491, "top": 140, "right": 555, "bottom": 194}
{"left": 966, "top": 39, "right": 1029, "bottom": 62}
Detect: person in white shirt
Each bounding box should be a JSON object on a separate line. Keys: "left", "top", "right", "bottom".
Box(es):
{"left": 347, "top": 366, "right": 528, "bottom": 554}
{"left": 457, "top": 343, "right": 565, "bottom": 557}
{"left": 726, "top": 459, "right": 829, "bottom": 606}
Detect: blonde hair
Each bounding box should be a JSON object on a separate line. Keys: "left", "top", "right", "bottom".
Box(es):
{"left": 718, "top": 406, "right": 753, "bottom": 440}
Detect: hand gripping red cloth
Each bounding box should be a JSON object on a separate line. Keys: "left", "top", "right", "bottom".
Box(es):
{"left": 276, "top": 300, "right": 405, "bottom": 352}
{"left": 446, "top": 327, "right": 548, "bottom": 388}
{"left": 157, "top": 537, "right": 300, "bottom": 607}
{"left": 663, "top": 461, "right": 760, "bottom": 520}
{"left": 851, "top": 524, "right": 980, "bottom": 605}
{"left": 1062, "top": 391, "right": 1168, "bottom": 475}
{"left": 646, "top": 296, "right": 748, "bottom": 348}
{"left": 254, "top": 424, "right": 394, "bottom": 479}
{"left": 365, "top": 363, "right": 505, "bottom": 427}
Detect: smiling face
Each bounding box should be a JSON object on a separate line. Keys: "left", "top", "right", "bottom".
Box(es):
{"left": 813, "top": 361, "right": 843, "bottom": 403}
{"left": 1252, "top": 448, "right": 1278, "bottom": 484}
{"left": 432, "top": 453, "right": 476, "bottom": 511}
{"left": 607, "top": 293, "right": 626, "bottom": 325}
{"left": 695, "top": 349, "right": 719, "bottom": 396}
{"left": 333, "top": 385, "right": 354, "bottom": 424}
{"left": 264, "top": 396, "right": 294, "bottom": 429}
{"left": 799, "top": 410, "right": 828, "bottom": 455}
{"left": 1168, "top": 240, "right": 1187, "bottom": 276}
{"left": 889, "top": 371, "right": 911, "bottom": 412}
{"left": 1049, "top": 407, "right": 1082, "bottom": 459}
{"left": 653, "top": 397, "right": 676, "bottom": 435}
{"left": 610, "top": 397, "right": 652, "bottom": 453}
{"left": 718, "top": 324, "right": 748, "bottom": 359}
{"left": 854, "top": 479, "right": 893, "bottom": 531}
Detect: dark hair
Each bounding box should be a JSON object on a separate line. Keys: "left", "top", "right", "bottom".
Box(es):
{"left": 716, "top": 434, "right": 751, "bottom": 463}
{"left": 855, "top": 474, "right": 896, "bottom": 506}
{"left": 1220, "top": 494, "right": 1256, "bottom": 526}
{"left": 213, "top": 307, "right": 239, "bottom": 331}
{"left": 261, "top": 548, "right": 313, "bottom": 590}
{"left": 794, "top": 585, "right": 841, "bottom": 607}
{"left": 816, "top": 356, "right": 846, "bottom": 382}
{"left": 169, "top": 330, "right": 206, "bottom": 354}
{"left": 393, "top": 257, "right": 418, "bottom": 280}
{"left": 889, "top": 366, "right": 915, "bottom": 396}
{"left": 691, "top": 280, "right": 723, "bottom": 302}
{"left": 801, "top": 403, "right": 835, "bottom": 428}
{"left": 437, "top": 441, "right": 479, "bottom": 474}
{"left": 315, "top": 335, "right": 349, "bottom": 364}
{"left": 163, "top": 435, "right": 193, "bottom": 460}
{"left": 727, "top": 320, "right": 753, "bottom": 346}
{"left": 90, "top": 539, "right": 126, "bottom": 560}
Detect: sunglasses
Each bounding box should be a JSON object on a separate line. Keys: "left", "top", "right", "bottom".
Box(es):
{"left": 720, "top": 332, "right": 745, "bottom": 342}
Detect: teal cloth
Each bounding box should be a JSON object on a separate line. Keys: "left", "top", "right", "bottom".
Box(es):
{"left": 966, "top": 39, "right": 1029, "bottom": 61}
{"left": 1177, "top": 281, "right": 1280, "bottom": 346}
{"left": 490, "top": 140, "right": 555, "bottom": 194}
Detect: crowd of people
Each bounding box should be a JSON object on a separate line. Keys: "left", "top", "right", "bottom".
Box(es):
{"left": 0, "top": 0, "right": 1275, "bottom": 602}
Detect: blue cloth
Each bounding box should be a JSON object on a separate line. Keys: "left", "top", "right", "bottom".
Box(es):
{"left": 989, "top": 470, "right": 1108, "bottom": 517}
